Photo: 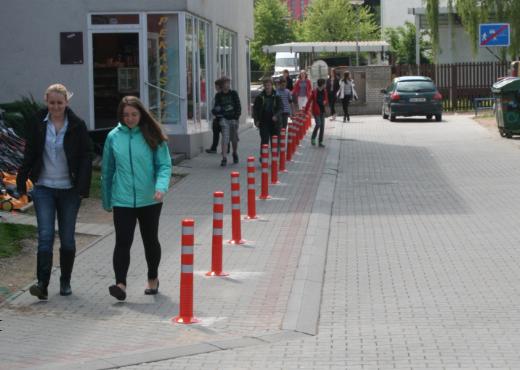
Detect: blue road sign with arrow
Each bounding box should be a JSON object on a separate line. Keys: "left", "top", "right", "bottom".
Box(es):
{"left": 479, "top": 23, "right": 510, "bottom": 47}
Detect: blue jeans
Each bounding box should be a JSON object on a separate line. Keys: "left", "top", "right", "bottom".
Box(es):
{"left": 311, "top": 113, "right": 325, "bottom": 143}
{"left": 32, "top": 185, "right": 81, "bottom": 254}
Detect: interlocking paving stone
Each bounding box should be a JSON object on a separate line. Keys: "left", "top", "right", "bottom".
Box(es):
{"left": 124, "top": 115, "right": 520, "bottom": 369}
{"left": 0, "top": 123, "right": 327, "bottom": 369}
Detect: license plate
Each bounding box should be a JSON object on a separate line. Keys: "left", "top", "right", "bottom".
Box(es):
{"left": 410, "top": 98, "right": 426, "bottom": 102}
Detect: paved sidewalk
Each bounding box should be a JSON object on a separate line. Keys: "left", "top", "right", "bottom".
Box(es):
{"left": 125, "top": 115, "right": 520, "bottom": 369}
{"left": 0, "top": 121, "right": 330, "bottom": 369}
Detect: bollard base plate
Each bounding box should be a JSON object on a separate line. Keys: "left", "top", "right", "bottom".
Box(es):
{"left": 228, "top": 239, "right": 247, "bottom": 245}
{"left": 172, "top": 316, "right": 200, "bottom": 324}
{"left": 205, "top": 271, "right": 229, "bottom": 277}
{"left": 244, "top": 215, "right": 259, "bottom": 220}
{"left": 258, "top": 195, "right": 272, "bottom": 200}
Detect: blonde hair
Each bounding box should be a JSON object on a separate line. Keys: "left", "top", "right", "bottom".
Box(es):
{"left": 45, "top": 84, "right": 73, "bottom": 101}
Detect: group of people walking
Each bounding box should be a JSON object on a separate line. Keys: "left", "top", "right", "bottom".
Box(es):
{"left": 251, "top": 68, "right": 358, "bottom": 148}
{"left": 17, "top": 69, "right": 357, "bottom": 301}
{"left": 17, "top": 84, "right": 171, "bottom": 301}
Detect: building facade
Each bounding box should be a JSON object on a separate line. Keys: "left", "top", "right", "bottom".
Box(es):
{"left": 381, "top": 0, "right": 503, "bottom": 64}
{"left": 0, "top": 0, "right": 254, "bottom": 158}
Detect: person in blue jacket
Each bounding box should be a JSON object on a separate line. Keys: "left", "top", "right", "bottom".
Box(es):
{"left": 102, "top": 96, "right": 172, "bottom": 301}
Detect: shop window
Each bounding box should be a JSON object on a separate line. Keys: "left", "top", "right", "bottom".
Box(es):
{"left": 185, "top": 16, "right": 211, "bottom": 130}
{"left": 147, "top": 14, "right": 181, "bottom": 125}
{"left": 216, "top": 27, "right": 237, "bottom": 89}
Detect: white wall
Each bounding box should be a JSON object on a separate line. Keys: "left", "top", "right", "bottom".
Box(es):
{"left": 381, "top": 0, "right": 421, "bottom": 30}
{"left": 438, "top": 25, "right": 499, "bottom": 63}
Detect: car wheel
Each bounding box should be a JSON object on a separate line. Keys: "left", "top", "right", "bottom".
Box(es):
{"left": 390, "top": 113, "right": 396, "bottom": 122}
{"left": 435, "top": 114, "right": 442, "bottom": 122}
{"left": 426, "top": 115, "right": 432, "bottom": 121}
{"left": 499, "top": 127, "right": 507, "bottom": 137}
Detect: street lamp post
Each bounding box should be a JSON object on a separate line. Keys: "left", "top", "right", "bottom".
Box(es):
{"left": 350, "top": 0, "right": 364, "bottom": 66}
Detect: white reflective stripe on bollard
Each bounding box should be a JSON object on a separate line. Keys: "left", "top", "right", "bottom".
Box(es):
{"left": 181, "top": 264, "right": 194, "bottom": 273}
{"left": 182, "top": 226, "right": 194, "bottom": 235}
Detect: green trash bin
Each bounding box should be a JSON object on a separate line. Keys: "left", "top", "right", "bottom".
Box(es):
{"left": 492, "top": 77, "right": 520, "bottom": 138}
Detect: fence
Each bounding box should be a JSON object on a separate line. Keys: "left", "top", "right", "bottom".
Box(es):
{"left": 393, "top": 62, "right": 510, "bottom": 111}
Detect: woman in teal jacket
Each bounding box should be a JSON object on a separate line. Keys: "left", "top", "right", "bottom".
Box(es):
{"left": 102, "top": 96, "right": 172, "bottom": 301}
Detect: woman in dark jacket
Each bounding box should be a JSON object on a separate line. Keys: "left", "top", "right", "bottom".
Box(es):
{"left": 253, "top": 78, "right": 283, "bottom": 156}
{"left": 17, "top": 83, "right": 93, "bottom": 300}
{"left": 326, "top": 68, "right": 340, "bottom": 120}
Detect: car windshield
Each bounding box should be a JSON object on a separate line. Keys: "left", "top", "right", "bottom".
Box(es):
{"left": 275, "top": 58, "right": 297, "bottom": 67}
{"left": 396, "top": 81, "right": 436, "bottom": 92}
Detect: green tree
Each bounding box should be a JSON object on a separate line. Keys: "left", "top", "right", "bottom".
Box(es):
{"left": 300, "top": 0, "right": 380, "bottom": 42}
{"left": 384, "top": 22, "right": 432, "bottom": 64}
{"left": 252, "top": 0, "right": 295, "bottom": 72}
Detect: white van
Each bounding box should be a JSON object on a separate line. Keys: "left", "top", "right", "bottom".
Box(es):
{"left": 274, "top": 52, "right": 299, "bottom": 76}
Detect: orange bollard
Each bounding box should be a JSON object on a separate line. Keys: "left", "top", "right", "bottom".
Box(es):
{"left": 287, "top": 123, "right": 294, "bottom": 162}
{"left": 229, "top": 172, "right": 245, "bottom": 244}
{"left": 306, "top": 111, "right": 311, "bottom": 131}
{"left": 173, "top": 219, "right": 200, "bottom": 324}
{"left": 245, "top": 156, "right": 258, "bottom": 219}
{"left": 299, "top": 112, "right": 305, "bottom": 140}
{"left": 259, "top": 144, "right": 271, "bottom": 200}
{"left": 279, "top": 128, "right": 287, "bottom": 172}
{"left": 271, "top": 135, "right": 279, "bottom": 184}
{"left": 206, "top": 192, "right": 228, "bottom": 276}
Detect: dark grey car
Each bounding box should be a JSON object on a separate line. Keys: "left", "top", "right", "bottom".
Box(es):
{"left": 381, "top": 76, "right": 443, "bottom": 122}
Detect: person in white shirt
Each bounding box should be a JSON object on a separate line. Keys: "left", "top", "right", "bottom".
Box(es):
{"left": 337, "top": 71, "right": 358, "bottom": 122}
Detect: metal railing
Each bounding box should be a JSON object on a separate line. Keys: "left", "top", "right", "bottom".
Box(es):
{"left": 145, "top": 81, "right": 186, "bottom": 101}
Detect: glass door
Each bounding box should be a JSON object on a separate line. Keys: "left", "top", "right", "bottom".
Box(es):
{"left": 92, "top": 32, "right": 140, "bottom": 128}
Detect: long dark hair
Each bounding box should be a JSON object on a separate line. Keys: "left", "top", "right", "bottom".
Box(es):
{"left": 342, "top": 71, "right": 351, "bottom": 82}
{"left": 117, "top": 96, "right": 168, "bottom": 150}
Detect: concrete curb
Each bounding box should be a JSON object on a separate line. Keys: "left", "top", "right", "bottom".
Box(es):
{"left": 29, "top": 330, "right": 307, "bottom": 370}
{"left": 281, "top": 133, "right": 340, "bottom": 335}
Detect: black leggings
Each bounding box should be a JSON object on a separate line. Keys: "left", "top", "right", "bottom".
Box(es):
{"left": 210, "top": 118, "right": 221, "bottom": 151}
{"left": 113, "top": 203, "right": 163, "bottom": 285}
{"left": 259, "top": 122, "right": 280, "bottom": 156}
{"left": 342, "top": 96, "right": 352, "bottom": 120}
{"left": 328, "top": 91, "right": 337, "bottom": 116}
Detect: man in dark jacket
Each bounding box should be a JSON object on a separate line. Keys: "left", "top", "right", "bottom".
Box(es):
{"left": 253, "top": 78, "right": 283, "bottom": 156}
{"left": 212, "top": 76, "right": 241, "bottom": 166}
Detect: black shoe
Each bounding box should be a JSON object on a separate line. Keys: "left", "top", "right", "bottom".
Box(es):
{"left": 109, "top": 285, "right": 126, "bottom": 301}
{"left": 347, "top": 116, "right": 350, "bottom": 122}
{"left": 144, "top": 280, "right": 159, "bottom": 295}
{"left": 319, "top": 143, "right": 325, "bottom": 148}
{"left": 60, "top": 279, "right": 72, "bottom": 296}
{"left": 343, "top": 117, "right": 346, "bottom": 122}
{"left": 34, "top": 251, "right": 52, "bottom": 300}
{"left": 232, "top": 153, "right": 239, "bottom": 164}
{"left": 29, "top": 282, "right": 48, "bottom": 300}
{"left": 205, "top": 148, "right": 217, "bottom": 154}
{"left": 220, "top": 157, "right": 227, "bottom": 167}
{"left": 59, "top": 249, "right": 75, "bottom": 296}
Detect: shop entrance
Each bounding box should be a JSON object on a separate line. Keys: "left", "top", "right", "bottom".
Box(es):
{"left": 92, "top": 33, "right": 140, "bottom": 128}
